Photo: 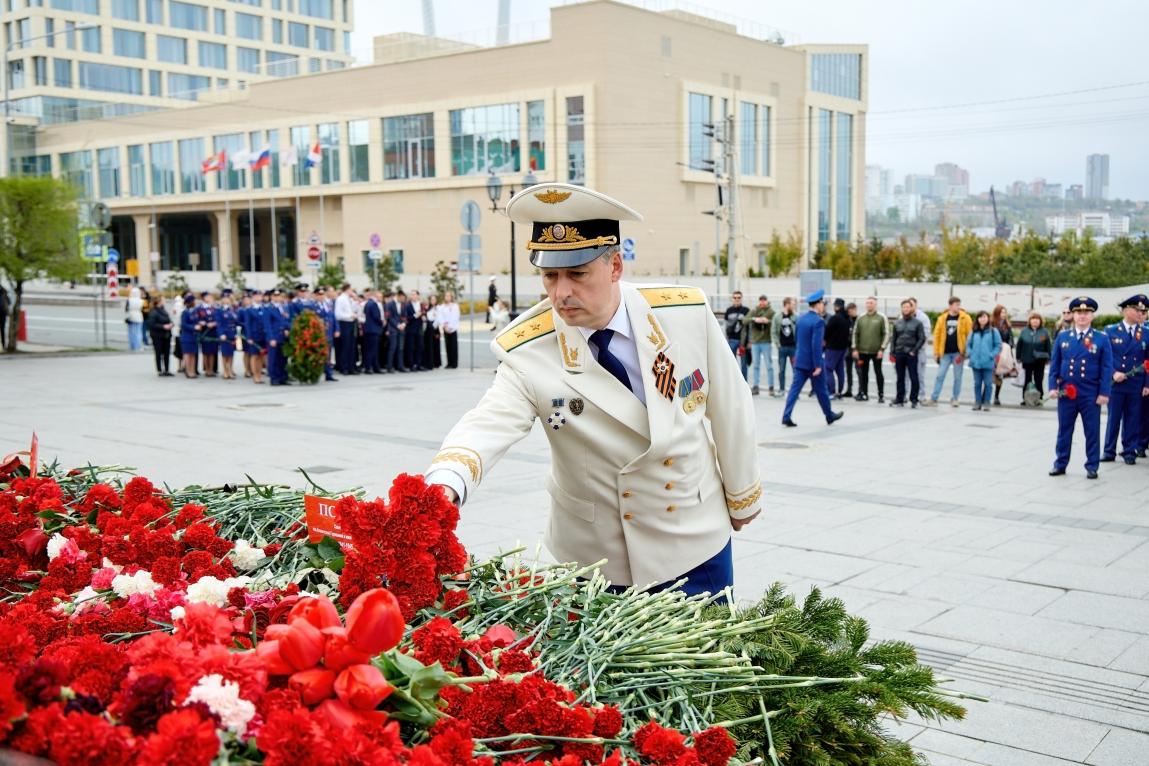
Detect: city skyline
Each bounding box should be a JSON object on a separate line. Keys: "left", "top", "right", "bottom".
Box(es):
{"left": 351, "top": 0, "right": 1149, "bottom": 200}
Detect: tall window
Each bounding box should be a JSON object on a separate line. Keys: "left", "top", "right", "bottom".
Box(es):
{"left": 52, "top": 57, "right": 71, "bottom": 86}
{"left": 288, "top": 22, "right": 308, "bottom": 47}
{"left": 169, "top": 1, "right": 208, "bottom": 31}
{"left": 213, "top": 133, "right": 245, "bottom": 190}
{"left": 79, "top": 63, "right": 142, "bottom": 94}
{"left": 79, "top": 24, "right": 100, "bottom": 53}
{"left": 32, "top": 56, "right": 46, "bottom": 86}
{"left": 835, "top": 112, "right": 852, "bottom": 241}
{"left": 44, "top": 18, "right": 54, "bottom": 47}
{"left": 266, "top": 51, "right": 296, "bottom": 76}
{"left": 383, "top": 113, "right": 434, "bottom": 180}
{"left": 810, "top": 53, "right": 862, "bottom": 101}
{"left": 150, "top": 141, "right": 175, "bottom": 195}
{"left": 97, "top": 147, "right": 120, "bottom": 198}
{"left": 313, "top": 26, "right": 334, "bottom": 51}
{"left": 148, "top": 69, "right": 161, "bottom": 95}
{"left": 687, "top": 92, "right": 712, "bottom": 171}
{"left": 50, "top": 0, "right": 99, "bottom": 10}
{"left": 199, "top": 41, "right": 226, "bottom": 69}
{"left": 112, "top": 0, "right": 139, "bottom": 21}
{"left": 113, "top": 29, "right": 146, "bottom": 58}
{"left": 235, "top": 12, "right": 261, "bottom": 39}
{"left": 213, "top": 8, "right": 226, "bottom": 33}
{"left": 178, "top": 138, "right": 204, "bottom": 192}
{"left": 318, "top": 122, "right": 339, "bottom": 184}
{"left": 527, "top": 100, "right": 545, "bottom": 172}
{"left": 738, "top": 102, "right": 756, "bottom": 176}
{"left": 566, "top": 96, "right": 584, "bottom": 184}
{"left": 449, "top": 104, "right": 519, "bottom": 176}
{"left": 760, "top": 105, "right": 771, "bottom": 176}
{"left": 817, "top": 109, "right": 832, "bottom": 243}
{"left": 60, "top": 150, "right": 93, "bottom": 198}
{"left": 266, "top": 128, "right": 280, "bottom": 187}
{"left": 128, "top": 144, "right": 145, "bottom": 195}
{"left": 299, "top": 0, "right": 332, "bottom": 19}
{"left": 348, "top": 119, "right": 369, "bottom": 182}
{"left": 290, "top": 125, "right": 309, "bottom": 186}
{"left": 168, "top": 73, "right": 209, "bottom": 99}
{"left": 145, "top": 0, "right": 163, "bottom": 22}
{"left": 7, "top": 60, "right": 24, "bottom": 91}
{"left": 237, "top": 46, "right": 259, "bottom": 73}
{"left": 271, "top": 18, "right": 282, "bottom": 44}
{"left": 156, "top": 35, "right": 187, "bottom": 64}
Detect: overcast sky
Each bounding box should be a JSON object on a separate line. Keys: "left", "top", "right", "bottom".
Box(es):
{"left": 352, "top": 0, "right": 1149, "bottom": 200}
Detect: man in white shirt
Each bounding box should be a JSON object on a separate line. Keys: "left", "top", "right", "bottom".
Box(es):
{"left": 425, "top": 183, "right": 762, "bottom": 598}
{"left": 334, "top": 282, "right": 357, "bottom": 375}
{"left": 438, "top": 291, "right": 462, "bottom": 369}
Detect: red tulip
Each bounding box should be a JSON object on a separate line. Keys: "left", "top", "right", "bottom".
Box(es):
{"left": 344, "top": 589, "right": 405, "bottom": 655}
{"left": 16, "top": 528, "right": 48, "bottom": 560}
{"left": 483, "top": 624, "right": 517, "bottom": 648}
{"left": 288, "top": 595, "right": 342, "bottom": 631}
{"left": 315, "top": 698, "right": 389, "bottom": 730}
{"left": 255, "top": 640, "right": 294, "bottom": 675}
{"left": 321, "top": 626, "right": 371, "bottom": 672}
{"left": 279, "top": 619, "right": 326, "bottom": 671}
{"left": 289, "top": 668, "right": 336, "bottom": 705}
{"left": 264, "top": 624, "right": 292, "bottom": 641}
{"left": 333, "top": 663, "right": 393, "bottom": 710}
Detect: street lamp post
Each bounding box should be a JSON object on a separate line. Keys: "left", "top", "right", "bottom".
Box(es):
{"left": 485, "top": 169, "right": 538, "bottom": 317}
{"left": 2, "top": 23, "right": 95, "bottom": 176}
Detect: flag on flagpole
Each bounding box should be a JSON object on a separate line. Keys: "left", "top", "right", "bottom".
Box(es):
{"left": 230, "top": 148, "right": 252, "bottom": 170}
{"left": 280, "top": 147, "right": 298, "bottom": 167}
{"left": 250, "top": 145, "right": 271, "bottom": 171}
{"left": 305, "top": 141, "right": 322, "bottom": 168}
{"left": 201, "top": 150, "right": 225, "bottom": 174}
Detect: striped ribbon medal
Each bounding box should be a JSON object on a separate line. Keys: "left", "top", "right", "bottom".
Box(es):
{"left": 652, "top": 352, "right": 677, "bottom": 402}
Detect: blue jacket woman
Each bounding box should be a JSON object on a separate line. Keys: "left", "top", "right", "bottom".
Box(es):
{"left": 967, "top": 315, "right": 1001, "bottom": 410}
{"left": 216, "top": 303, "right": 239, "bottom": 356}
{"left": 179, "top": 295, "right": 201, "bottom": 377}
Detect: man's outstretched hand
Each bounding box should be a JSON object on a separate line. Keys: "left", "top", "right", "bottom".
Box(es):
{"left": 731, "top": 510, "right": 760, "bottom": 531}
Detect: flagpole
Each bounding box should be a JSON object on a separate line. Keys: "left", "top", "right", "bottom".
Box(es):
{"left": 223, "top": 150, "right": 231, "bottom": 273}
{"left": 248, "top": 160, "right": 255, "bottom": 273}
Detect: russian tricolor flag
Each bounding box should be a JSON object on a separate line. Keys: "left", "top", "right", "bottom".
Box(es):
{"left": 305, "top": 141, "right": 322, "bottom": 168}
{"left": 250, "top": 145, "right": 271, "bottom": 171}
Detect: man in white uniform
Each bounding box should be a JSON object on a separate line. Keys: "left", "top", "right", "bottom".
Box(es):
{"left": 426, "top": 184, "right": 762, "bottom": 596}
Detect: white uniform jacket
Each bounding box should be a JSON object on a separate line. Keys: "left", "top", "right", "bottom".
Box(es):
{"left": 429, "top": 282, "right": 762, "bottom": 587}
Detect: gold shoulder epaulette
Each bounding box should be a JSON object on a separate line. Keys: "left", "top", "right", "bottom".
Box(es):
{"left": 496, "top": 309, "right": 555, "bottom": 352}
{"left": 640, "top": 286, "right": 707, "bottom": 308}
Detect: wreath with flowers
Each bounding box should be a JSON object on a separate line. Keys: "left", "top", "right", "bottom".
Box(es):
{"left": 286, "top": 311, "right": 329, "bottom": 384}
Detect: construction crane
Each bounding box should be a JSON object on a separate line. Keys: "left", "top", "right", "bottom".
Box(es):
{"left": 422, "top": 0, "right": 435, "bottom": 36}
{"left": 989, "top": 185, "right": 1010, "bottom": 240}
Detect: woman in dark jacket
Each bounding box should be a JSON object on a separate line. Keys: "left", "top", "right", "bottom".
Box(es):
{"left": 1016, "top": 311, "right": 1052, "bottom": 403}
{"left": 991, "top": 304, "right": 1015, "bottom": 405}
{"left": 145, "top": 296, "right": 174, "bottom": 376}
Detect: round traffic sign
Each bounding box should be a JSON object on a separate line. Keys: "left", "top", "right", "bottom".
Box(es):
{"left": 307, "top": 231, "right": 322, "bottom": 247}
{"left": 460, "top": 200, "right": 481, "bottom": 233}
{"left": 369, "top": 232, "right": 381, "bottom": 249}
{"left": 307, "top": 246, "right": 322, "bottom": 261}
{"left": 106, "top": 247, "right": 120, "bottom": 264}
{"left": 622, "top": 237, "right": 635, "bottom": 252}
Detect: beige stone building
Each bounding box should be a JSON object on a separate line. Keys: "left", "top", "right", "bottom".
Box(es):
{"left": 20, "top": 0, "right": 867, "bottom": 288}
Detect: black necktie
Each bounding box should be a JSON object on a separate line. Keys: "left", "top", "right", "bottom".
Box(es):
{"left": 590, "top": 329, "right": 633, "bottom": 393}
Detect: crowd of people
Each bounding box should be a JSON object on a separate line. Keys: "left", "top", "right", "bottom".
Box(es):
{"left": 722, "top": 291, "right": 1073, "bottom": 411}
{"left": 139, "top": 283, "right": 465, "bottom": 384}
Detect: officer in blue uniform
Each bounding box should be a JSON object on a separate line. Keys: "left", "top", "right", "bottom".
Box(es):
{"left": 1101, "top": 295, "right": 1149, "bottom": 464}
{"left": 242, "top": 291, "right": 268, "bottom": 384}
{"left": 198, "top": 292, "right": 220, "bottom": 377}
{"left": 216, "top": 293, "right": 240, "bottom": 380}
{"left": 1048, "top": 297, "right": 1113, "bottom": 479}
{"left": 265, "top": 289, "right": 292, "bottom": 386}
{"left": 781, "top": 290, "right": 844, "bottom": 427}
{"left": 179, "top": 294, "right": 201, "bottom": 379}
{"left": 316, "top": 286, "right": 339, "bottom": 382}
{"left": 1140, "top": 301, "right": 1149, "bottom": 458}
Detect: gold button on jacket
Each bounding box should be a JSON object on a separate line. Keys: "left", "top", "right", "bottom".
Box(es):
{"left": 429, "top": 282, "right": 763, "bottom": 588}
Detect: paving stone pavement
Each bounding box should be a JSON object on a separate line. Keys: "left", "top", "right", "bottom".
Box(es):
{"left": 3, "top": 351, "right": 1148, "bottom": 765}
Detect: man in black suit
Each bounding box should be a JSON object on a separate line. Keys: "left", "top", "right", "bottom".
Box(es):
{"left": 386, "top": 291, "right": 407, "bottom": 372}
{"left": 362, "top": 289, "right": 384, "bottom": 373}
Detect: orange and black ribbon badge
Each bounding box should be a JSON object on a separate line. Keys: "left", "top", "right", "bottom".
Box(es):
{"left": 652, "top": 352, "right": 677, "bottom": 402}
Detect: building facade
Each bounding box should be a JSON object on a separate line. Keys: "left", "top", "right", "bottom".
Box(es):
{"left": 1086, "top": 153, "right": 1109, "bottom": 200}
{"left": 22, "top": 1, "right": 867, "bottom": 287}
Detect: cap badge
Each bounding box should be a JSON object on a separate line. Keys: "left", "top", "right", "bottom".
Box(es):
{"left": 535, "top": 189, "right": 572, "bottom": 204}
{"left": 539, "top": 225, "right": 586, "bottom": 246}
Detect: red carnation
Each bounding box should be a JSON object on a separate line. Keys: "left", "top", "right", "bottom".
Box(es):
{"left": 592, "top": 705, "right": 624, "bottom": 738}
{"left": 0, "top": 672, "right": 26, "bottom": 740}
{"left": 693, "top": 727, "right": 738, "bottom": 766}
{"left": 634, "top": 721, "right": 687, "bottom": 764}
{"left": 1065, "top": 384, "right": 1078, "bottom": 400}
{"left": 412, "top": 617, "right": 463, "bottom": 668}
{"left": 139, "top": 708, "right": 220, "bottom": 766}
{"left": 47, "top": 711, "right": 133, "bottom": 766}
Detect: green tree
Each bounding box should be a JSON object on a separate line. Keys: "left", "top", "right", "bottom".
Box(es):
{"left": 0, "top": 177, "right": 87, "bottom": 352}
{"left": 765, "top": 228, "right": 803, "bottom": 277}
{"left": 216, "top": 262, "right": 247, "bottom": 293}
{"left": 163, "top": 270, "right": 190, "bottom": 296}
{"left": 276, "top": 257, "right": 302, "bottom": 291}
{"left": 886, "top": 206, "right": 900, "bottom": 223}
{"left": 429, "top": 259, "right": 462, "bottom": 299}
{"left": 368, "top": 254, "right": 398, "bottom": 293}
{"left": 316, "top": 259, "right": 346, "bottom": 288}
{"left": 941, "top": 227, "right": 991, "bottom": 284}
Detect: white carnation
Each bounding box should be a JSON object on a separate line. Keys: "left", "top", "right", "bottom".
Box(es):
{"left": 185, "top": 575, "right": 252, "bottom": 606}
{"left": 169, "top": 605, "right": 186, "bottom": 622}
{"left": 228, "top": 539, "right": 267, "bottom": 571}
{"left": 111, "top": 570, "right": 160, "bottom": 599}
{"left": 70, "top": 586, "right": 103, "bottom": 615}
{"left": 184, "top": 674, "right": 256, "bottom": 735}
{"left": 46, "top": 533, "right": 70, "bottom": 561}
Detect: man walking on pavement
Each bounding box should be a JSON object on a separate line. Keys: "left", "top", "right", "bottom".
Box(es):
{"left": 781, "top": 291, "right": 844, "bottom": 428}
{"left": 824, "top": 298, "right": 851, "bottom": 399}
{"left": 724, "top": 291, "right": 750, "bottom": 380}
{"left": 852, "top": 296, "right": 889, "bottom": 402}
